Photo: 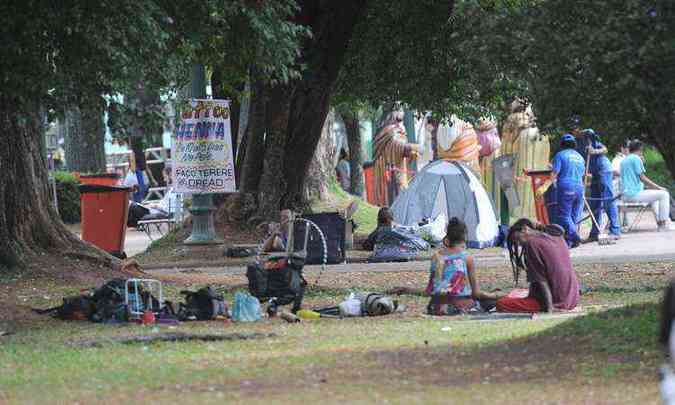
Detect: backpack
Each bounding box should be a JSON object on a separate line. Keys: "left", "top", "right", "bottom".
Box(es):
{"left": 178, "top": 286, "right": 227, "bottom": 321}
{"left": 56, "top": 296, "right": 96, "bottom": 321}
{"left": 246, "top": 257, "right": 307, "bottom": 313}
{"left": 361, "top": 293, "right": 398, "bottom": 316}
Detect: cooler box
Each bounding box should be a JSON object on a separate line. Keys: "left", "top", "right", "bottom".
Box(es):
{"left": 79, "top": 184, "right": 131, "bottom": 258}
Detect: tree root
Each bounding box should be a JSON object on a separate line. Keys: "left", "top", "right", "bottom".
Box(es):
{"left": 63, "top": 250, "right": 120, "bottom": 269}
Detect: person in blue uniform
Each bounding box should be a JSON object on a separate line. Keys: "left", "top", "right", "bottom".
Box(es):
{"left": 579, "top": 129, "right": 620, "bottom": 242}
{"left": 551, "top": 134, "right": 585, "bottom": 248}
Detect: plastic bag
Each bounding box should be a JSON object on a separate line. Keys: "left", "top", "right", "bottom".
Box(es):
{"left": 338, "top": 293, "right": 362, "bottom": 317}
{"left": 418, "top": 214, "right": 447, "bottom": 245}
{"left": 231, "top": 292, "right": 262, "bottom": 322}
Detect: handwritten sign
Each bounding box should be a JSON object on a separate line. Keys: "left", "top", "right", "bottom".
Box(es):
{"left": 172, "top": 99, "right": 236, "bottom": 194}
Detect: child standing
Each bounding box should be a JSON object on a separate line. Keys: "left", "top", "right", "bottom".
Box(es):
{"left": 426, "top": 218, "right": 503, "bottom": 315}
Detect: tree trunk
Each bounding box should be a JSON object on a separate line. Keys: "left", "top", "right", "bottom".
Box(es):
{"left": 64, "top": 101, "right": 107, "bottom": 173}
{"left": 280, "top": 0, "right": 367, "bottom": 209}
{"left": 231, "top": 1, "right": 366, "bottom": 216}
{"left": 239, "top": 76, "right": 267, "bottom": 195}
{"left": 0, "top": 97, "right": 113, "bottom": 271}
{"left": 256, "top": 85, "right": 292, "bottom": 218}
{"left": 305, "top": 111, "right": 337, "bottom": 202}
{"left": 342, "top": 110, "right": 365, "bottom": 197}
{"left": 211, "top": 69, "right": 242, "bottom": 161}
{"left": 648, "top": 111, "right": 675, "bottom": 182}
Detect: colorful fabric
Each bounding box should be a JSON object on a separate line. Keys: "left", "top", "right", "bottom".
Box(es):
{"left": 436, "top": 119, "right": 480, "bottom": 174}
{"left": 476, "top": 126, "right": 501, "bottom": 158}
{"left": 496, "top": 296, "right": 542, "bottom": 313}
{"left": 501, "top": 106, "right": 551, "bottom": 223}
{"left": 372, "top": 123, "right": 412, "bottom": 206}
{"left": 428, "top": 251, "right": 472, "bottom": 297}
{"left": 620, "top": 153, "right": 645, "bottom": 199}
{"left": 427, "top": 295, "right": 480, "bottom": 316}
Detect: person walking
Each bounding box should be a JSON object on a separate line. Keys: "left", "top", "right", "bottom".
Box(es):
{"left": 581, "top": 129, "right": 621, "bottom": 242}
{"left": 551, "top": 134, "right": 586, "bottom": 247}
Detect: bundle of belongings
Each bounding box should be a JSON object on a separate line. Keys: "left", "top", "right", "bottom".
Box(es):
{"left": 247, "top": 255, "right": 307, "bottom": 314}
{"left": 177, "top": 286, "right": 228, "bottom": 321}
{"left": 34, "top": 279, "right": 170, "bottom": 323}
{"left": 314, "top": 292, "right": 406, "bottom": 318}
{"left": 247, "top": 211, "right": 316, "bottom": 314}
{"left": 368, "top": 227, "right": 429, "bottom": 263}
{"left": 35, "top": 280, "right": 228, "bottom": 323}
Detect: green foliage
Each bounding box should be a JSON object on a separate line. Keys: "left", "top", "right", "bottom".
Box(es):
{"left": 644, "top": 148, "right": 675, "bottom": 193}
{"left": 336, "top": 0, "right": 530, "bottom": 122}
{"left": 1, "top": 1, "right": 307, "bottom": 128}
{"left": 494, "top": 0, "right": 675, "bottom": 139}
{"left": 54, "top": 172, "right": 81, "bottom": 224}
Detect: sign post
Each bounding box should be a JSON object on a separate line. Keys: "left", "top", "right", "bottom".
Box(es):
{"left": 174, "top": 65, "right": 235, "bottom": 244}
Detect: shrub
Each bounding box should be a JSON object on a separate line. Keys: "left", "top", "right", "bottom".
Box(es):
{"left": 644, "top": 148, "right": 675, "bottom": 195}
{"left": 54, "top": 171, "right": 81, "bottom": 223}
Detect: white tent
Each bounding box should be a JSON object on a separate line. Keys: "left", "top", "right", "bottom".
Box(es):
{"left": 391, "top": 160, "right": 499, "bottom": 248}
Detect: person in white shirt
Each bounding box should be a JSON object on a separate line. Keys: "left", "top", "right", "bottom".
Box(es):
{"left": 611, "top": 140, "right": 631, "bottom": 189}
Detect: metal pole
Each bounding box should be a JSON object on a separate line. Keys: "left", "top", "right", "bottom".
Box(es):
{"left": 184, "top": 64, "right": 221, "bottom": 244}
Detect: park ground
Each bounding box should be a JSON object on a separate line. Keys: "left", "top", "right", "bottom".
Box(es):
{"left": 3, "top": 193, "right": 673, "bottom": 404}
{"left": 0, "top": 249, "right": 670, "bottom": 404}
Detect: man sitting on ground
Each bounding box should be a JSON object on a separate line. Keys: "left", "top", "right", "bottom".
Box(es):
{"left": 620, "top": 140, "right": 671, "bottom": 232}
{"left": 262, "top": 209, "right": 293, "bottom": 252}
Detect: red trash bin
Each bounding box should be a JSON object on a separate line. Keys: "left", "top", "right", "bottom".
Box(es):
{"left": 363, "top": 161, "right": 375, "bottom": 205}
{"left": 77, "top": 172, "right": 120, "bottom": 186}
{"left": 79, "top": 184, "right": 131, "bottom": 258}
{"left": 524, "top": 169, "right": 554, "bottom": 225}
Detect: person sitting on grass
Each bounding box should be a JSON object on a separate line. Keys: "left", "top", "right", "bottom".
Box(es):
{"left": 362, "top": 207, "right": 396, "bottom": 251}
{"left": 426, "top": 217, "right": 504, "bottom": 315}
{"left": 496, "top": 218, "right": 579, "bottom": 313}
{"left": 261, "top": 209, "right": 293, "bottom": 253}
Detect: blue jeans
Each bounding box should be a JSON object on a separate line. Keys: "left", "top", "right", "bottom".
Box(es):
{"left": 589, "top": 172, "right": 620, "bottom": 237}
{"left": 556, "top": 182, "right": 584, "bottom": 247}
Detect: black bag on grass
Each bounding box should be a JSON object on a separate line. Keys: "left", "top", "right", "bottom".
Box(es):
{"left": 178, "top": 286, "right": 227, "bottom": 320}
{"left": 246, "top": 256, "right": 307, "bottom": 313}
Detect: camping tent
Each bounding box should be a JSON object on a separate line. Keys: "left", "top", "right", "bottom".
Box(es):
{"left": 390, "top": 160, "right": 499, "bottom": 248}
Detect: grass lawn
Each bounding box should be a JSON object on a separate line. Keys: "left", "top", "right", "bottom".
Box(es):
{"left": 0, "top": 261, "right": 670, "bottom": 404}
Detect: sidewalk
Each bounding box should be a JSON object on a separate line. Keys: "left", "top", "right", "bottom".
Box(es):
{"left": 145, "top": 221, "right": 675, "bottom": 276}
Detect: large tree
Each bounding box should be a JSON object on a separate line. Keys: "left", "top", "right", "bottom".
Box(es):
{"left": 235, "top": 0, "right": 473, "bottom": 219}
{"left": 63, "top": 101, "right": 107, "bottom": 173}
{"left": 0, "top": 1, "right": 305, "bottom": 271}
{"left": 456, "top": 0, "right": 675, "bottom": 178}
{"left": 519, "top": 0, "right": 675, "bottom": 179}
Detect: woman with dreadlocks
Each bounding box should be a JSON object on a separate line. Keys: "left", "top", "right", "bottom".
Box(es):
{"left": 496, "top": 218, "right": 579, "bottom": 313}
